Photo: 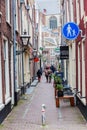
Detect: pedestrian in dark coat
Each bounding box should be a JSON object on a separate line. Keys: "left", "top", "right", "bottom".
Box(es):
{"left": 37, "top": 69, "right": 42, "bottom": 82}
{"left": 48, "top": 68, "right": 52, "bottom": 83}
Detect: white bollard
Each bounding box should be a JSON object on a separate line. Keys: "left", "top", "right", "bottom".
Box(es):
{"left": 41, "top": 104, "right": 46, "bottom": 126}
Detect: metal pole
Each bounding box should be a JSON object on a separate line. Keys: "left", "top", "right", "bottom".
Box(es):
{"left": 20, "top": 3, "right": 24, "bottom": 93}
{"left": 40, "top": 57, "right": 41, "bottom": 69}
{"left": 12, "top": 0, "right": 17, "bottom": 105}
{"left": 22, "top": 41, "right": 24, "bottom": 94}
{"left": 20, "top": 3, "right": 23, "bottom": 35}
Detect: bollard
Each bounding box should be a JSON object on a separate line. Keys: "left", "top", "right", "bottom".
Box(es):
{"left": 41, "top": 104, "right": 46, "bottom": 126}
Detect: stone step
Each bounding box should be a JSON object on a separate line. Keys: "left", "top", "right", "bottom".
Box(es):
{"left": 30, "top": 79, "right": 38, "bottom": 87}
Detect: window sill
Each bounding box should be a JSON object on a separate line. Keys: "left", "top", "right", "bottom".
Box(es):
{"left": 16, "top": 88, "right": 21, "bottom": 92}
{"left": 5, "top": 97, "right": 11, "bottom": 105}
{"left": 0, "top": 104, "right": 5, "bottom": 111}
{"left": 6, "top": 21, "right": 12, "bottom": 28}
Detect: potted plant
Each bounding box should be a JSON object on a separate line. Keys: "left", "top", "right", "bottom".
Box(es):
{"left": 54, "top": 76, "right": 64, "bottom": 97}
{"left": 55, "top": 84, "right": 64, "bottom": 97}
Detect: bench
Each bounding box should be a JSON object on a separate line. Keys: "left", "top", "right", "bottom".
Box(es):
{"left": 56, "top": 95, "right": 75, "bottom": 107}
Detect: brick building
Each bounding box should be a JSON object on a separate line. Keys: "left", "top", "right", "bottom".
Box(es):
{"left": 61, "top": 0, "right": 87, "bottom": 120}
{"left": 0, "top": 0, "right": 39, "bottom": 123}
{"left": 0, "top": 0, "right": 12, "bottom": 123}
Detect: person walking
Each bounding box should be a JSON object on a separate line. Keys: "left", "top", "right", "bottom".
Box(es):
{"left": 37, "top": 69, "right": 42, "bottom": 82}
{"left": 44, "top": 68, "right": 49, "bottom": 83}
{"left": 48, "top": 68, "right": 52, "bottom": 83}
{"left": 44, "top": 67, "right": 52, "bottom": 83}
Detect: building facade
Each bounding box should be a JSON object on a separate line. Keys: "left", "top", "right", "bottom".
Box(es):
{"left": 0, "top": 0, "right": 12, "bottom": 123}
{"left": 0, "top": 0, "right": 39, "bottom": 123}
{"left": 62, "top": 0, "right": 87, "bottom": 120}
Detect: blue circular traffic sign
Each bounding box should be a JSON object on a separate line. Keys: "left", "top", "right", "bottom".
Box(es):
{"left": 62, "top": 22, "right": 80, "bottom": 40}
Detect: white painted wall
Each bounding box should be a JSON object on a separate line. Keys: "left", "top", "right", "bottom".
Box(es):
{"left": 82, "top": 41, "right": 86, "bottom": 104}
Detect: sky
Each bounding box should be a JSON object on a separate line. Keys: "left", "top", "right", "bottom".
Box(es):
{"left": 35, "top": 0, "right": 61, "bottom": 15}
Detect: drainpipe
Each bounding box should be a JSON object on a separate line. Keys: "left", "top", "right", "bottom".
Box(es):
{"left": 22, "top": 40, "right": 24, "bottom": 93}
{"left": 20, "top": 2, "right": 25, "bottom": 93}
{"left": 12, "top": 0, "right": 17, "bottom": 105}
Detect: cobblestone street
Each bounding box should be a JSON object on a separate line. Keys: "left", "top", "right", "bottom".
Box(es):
{"left": 0, "top": 75, "right": 87, "bottom": 130}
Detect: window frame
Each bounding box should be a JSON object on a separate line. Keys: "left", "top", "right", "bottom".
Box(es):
{"left": 5, "top": 0, "right": 10, "bottom": 24}
{"left": 3, "top": 37, "right": 10, "bottom": 102}
{"left": 49, "top": 16, "right": 57, "bottom": 29}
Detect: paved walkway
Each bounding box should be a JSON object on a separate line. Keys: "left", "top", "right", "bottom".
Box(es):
{"left": 0, "top": 75, "right": 87, "bottom": 130}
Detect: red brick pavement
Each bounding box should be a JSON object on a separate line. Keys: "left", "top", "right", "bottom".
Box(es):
{"left": 0, "top": 75, "right": 87, "bottom": 130}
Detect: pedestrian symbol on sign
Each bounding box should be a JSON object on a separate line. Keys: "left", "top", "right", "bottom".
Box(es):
{"left": 66, "top": 24, "right": 72, "bottom": 37}
{"left": 62, "top": 22, "right": 80, "bottom": 40}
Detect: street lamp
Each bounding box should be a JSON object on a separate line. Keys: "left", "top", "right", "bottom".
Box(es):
{"left": 29, "top": 49, "right": 37, "bottom": 61}
{"left": 13, "top": 0, "right": 17, "bottom": 106}
{"left": 20, "top": 30, "right": 31, "bottom": 46}
{"left": 32, "top": 49, "right": 37, "bottom": 57}
{"left": 16, "top": 30, "right": 31, "bottom": 55}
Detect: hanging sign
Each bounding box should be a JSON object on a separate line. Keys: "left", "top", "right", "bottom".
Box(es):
{"left": 60, "top": 46, "right": 69, "bottom": 59}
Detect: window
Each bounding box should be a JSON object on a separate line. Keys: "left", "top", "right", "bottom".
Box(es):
{"left": 49, "top": 16, "right": 57, "bottom": 29}
{"left": 24, "top": 0, "right": 27, "bottom": 6}
{"left": 3, "top": 38, "right": 10, "bottom": 100}
{"left": 51, "top": 59, "right": 54, "bottom": 65}
{"left": 16, "top": 0, "right": 18, "bottom": 31}
{"left": 76, "top": 0, "right": 80, "bottom": 23}
{"left": 5, "top": 0, "right": 10, "bottom": 23}
{"left": 50, "top": 49, "right": 55, "bottom": 56}
{"left": 80, "top": 0, "right": 84, "bottom": 18}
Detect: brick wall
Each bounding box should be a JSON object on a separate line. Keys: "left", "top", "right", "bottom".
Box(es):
{"left": 0, "top": 0, "right": 12, "bottom": 103}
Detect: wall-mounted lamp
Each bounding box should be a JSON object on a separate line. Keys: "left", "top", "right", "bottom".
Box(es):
{"left": 20, "top": 33, "right": 31, "bottom": 46}
{"left": 20, "top": 0, "right": 30, "bottom": 11}
{"left": 16, "top": 30, "right": 31, "bottom": 55}
{"left": 32, "top": 49, "right": 37, "bottom": 57}
{"left": 29, "top": 49, "right": 37, "bottom": 61}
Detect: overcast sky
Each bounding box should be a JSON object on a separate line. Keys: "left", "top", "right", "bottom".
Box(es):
{"left": 35, "top": 0, "right": 61, "bottom": 15}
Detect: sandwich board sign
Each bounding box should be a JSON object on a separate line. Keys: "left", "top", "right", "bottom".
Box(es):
{"left": 62, "top": 22, "right": 80, "bottom": 40}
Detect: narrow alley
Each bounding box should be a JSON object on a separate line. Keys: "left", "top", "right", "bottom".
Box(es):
{"left": 0, "top": 74, "right": 87, "bottom": 130}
